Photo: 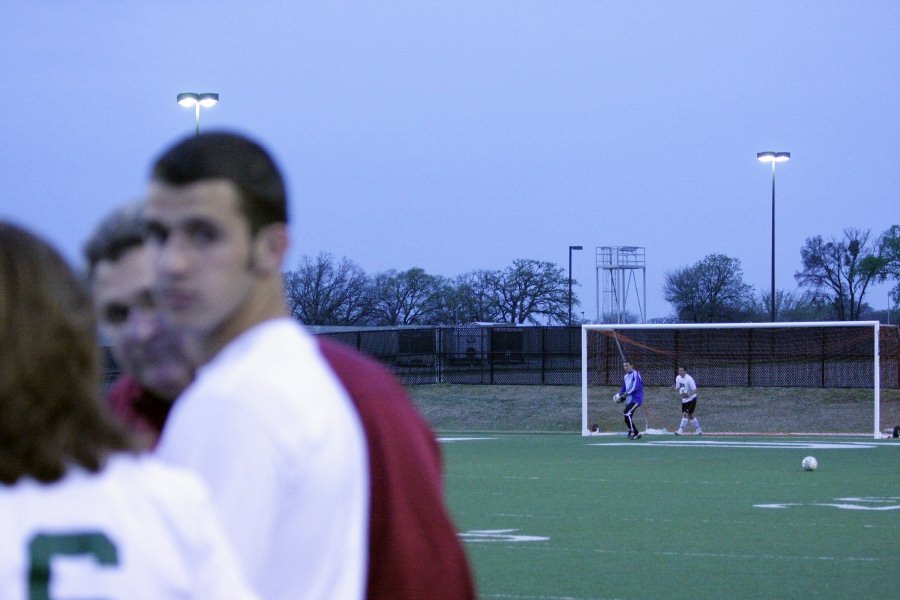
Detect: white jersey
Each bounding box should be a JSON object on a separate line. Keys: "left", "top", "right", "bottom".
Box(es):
{"left": 0, "top": 454, "right": 258, "bottom": 600}
{"left": 675, "top": 373, "right": 698, "bottom": 402}
{"left": 156, "top": 318, "right": 369, "bottom": 600}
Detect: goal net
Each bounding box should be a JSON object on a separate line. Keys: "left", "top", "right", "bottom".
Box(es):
{"left": 581, "top": 321, "right": 891, "bottom": 438}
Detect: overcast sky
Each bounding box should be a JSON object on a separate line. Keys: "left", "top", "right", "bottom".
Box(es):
{"left": 2, "top": 1, "right": 898, "bottom": 320}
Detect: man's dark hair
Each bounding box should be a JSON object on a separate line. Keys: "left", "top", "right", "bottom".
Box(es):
{"left": 0, "top": 221, "right": 134, "bottom": 485}
{"left": 150, "top": 131, "right": 288, "bottom": 234}
{"left": 83, "top": 201, "right": 145, "bottom": 280}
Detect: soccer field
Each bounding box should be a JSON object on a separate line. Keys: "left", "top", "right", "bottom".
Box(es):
{"left": 440, "top": 433, "right": 900, "bottom": 600}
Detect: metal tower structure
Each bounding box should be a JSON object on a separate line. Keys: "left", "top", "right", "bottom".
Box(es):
{"left": 595, "top": 246, "right": 646, "bottom": 323}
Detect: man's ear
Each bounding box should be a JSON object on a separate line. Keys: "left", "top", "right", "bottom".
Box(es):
{"left": 251, "top": 223, "right": 288, "bottom": 274}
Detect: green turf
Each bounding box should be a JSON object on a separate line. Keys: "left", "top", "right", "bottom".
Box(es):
{"left": 408, "top": 384, "right": 900, "bottom": 435}
{"left": 440, "top": 433, "right": 900, "bottom": 600}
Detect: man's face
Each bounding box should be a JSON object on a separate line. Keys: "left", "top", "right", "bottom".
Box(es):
{"left": 623, "top": 362, "right": 633, "bottom": 373}
{"left": 678, "top": 367, "right": 686, "bottom": 377}
{"left": 143, "top": 179, "right": 259, "bottom": 340}
{"left": 92, "top": 245, "right": 194, "bottom": 399}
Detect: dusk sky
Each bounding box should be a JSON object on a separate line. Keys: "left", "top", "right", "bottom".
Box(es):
{"left": 2, "top": 1, "right": 898, "bottom": 321}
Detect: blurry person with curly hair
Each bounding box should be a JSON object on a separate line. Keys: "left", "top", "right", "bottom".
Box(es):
{"left": 0, "top": 221, "right": 258, "bottom": 600}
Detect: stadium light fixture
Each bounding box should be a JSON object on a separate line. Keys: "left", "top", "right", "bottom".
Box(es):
{"left": 568, "top": 245, "right": 583, "bottom": 326}
{"left": 757, "top": 151, "right": 790, "bottom": 322}
{"left": 177, "top": 92, "right": 219, "bottom": 136}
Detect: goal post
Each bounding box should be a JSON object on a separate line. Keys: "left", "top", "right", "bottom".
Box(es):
{"left": 581, "top": 321, "right": 884, "bottom": 438}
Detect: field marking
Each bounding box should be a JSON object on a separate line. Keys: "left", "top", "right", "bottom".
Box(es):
{"left": 590, "top": 440, "right": 879, "bottom": 449}
{"left": 481, "top": 594, "right": 610, "bottom": 600}
{"left": 459, "top": 529, "right": 550, "bottom": 543}
{"left": 755, "top": 496, "right": 900, "bottom": 511}
{"left": 592, "top": 547, "right": 883, "bottom": 562}
{"left": 481, "top": 595, "right": 613, "bottom": 600}
{"left": 438, "top": 436, "right": 498, "bottom": 443}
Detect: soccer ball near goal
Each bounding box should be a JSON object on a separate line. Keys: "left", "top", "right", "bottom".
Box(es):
{"left": 801, "top": 456, "right": 818, "bottom": 471}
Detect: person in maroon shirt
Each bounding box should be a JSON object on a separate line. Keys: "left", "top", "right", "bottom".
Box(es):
{"left": 317, "top": 337, "right": 476, "bottom": 600}
{"left": 84, "top": 203, "right": 197, "bottom": 448}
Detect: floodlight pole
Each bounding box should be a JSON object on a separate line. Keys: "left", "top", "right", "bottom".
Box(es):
{"left": 770, "top": 160, "right": 776, "bottom": 321}
{"left": 757, "top": 151, "right": 790, "bottom": 322}
{"left": 568, "top": 245, "right": 583, "bottom": 325}
{"left": 193, "top": 103, "right": 201, "bottom": 136}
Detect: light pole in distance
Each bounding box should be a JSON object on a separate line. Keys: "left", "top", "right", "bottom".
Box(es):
{"left": 177, "top": 92, "right": 219, "bottom": 136}
{"left": 568, "top": 245, "right": 583, "bottom": 325}
{"left": 757, "top": 151, "right": 790, "bottom": 322}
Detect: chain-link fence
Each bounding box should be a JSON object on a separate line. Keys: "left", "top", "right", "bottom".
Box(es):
{"left": 318, "top": 324, "right": 900, "bottom": 388}
{"left": 102, "top": 323, "right": 899, "bottom": 389}
{"left": 315, "top": 325, "right": 582, "bottom": 385}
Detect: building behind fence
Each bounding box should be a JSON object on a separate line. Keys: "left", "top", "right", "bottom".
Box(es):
{"left": 313, "top": 324, "right": 900, "bottom": 389}
{"left": 103, "top": 323, "right": 900, "bottom": 389}
{"left": 312, "top": 325, "right": 582, "bottom": 385}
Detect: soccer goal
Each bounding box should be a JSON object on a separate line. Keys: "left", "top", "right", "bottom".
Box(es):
{"left": 581, "top": 321, "right": 886, "bottom": 438}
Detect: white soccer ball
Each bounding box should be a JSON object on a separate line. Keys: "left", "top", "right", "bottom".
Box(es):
{"left": 802, "top": 456, "right": 818, "bottom": 471}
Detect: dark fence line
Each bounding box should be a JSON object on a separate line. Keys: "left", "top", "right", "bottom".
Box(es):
{"left": 102, "top": 324, "right": 900, "bottom": 389}
{"left": 314, "top": 325, "right": 582, "bottom": 385}
{"left": 314, "top": 324, "right": 900, "bottom": 388}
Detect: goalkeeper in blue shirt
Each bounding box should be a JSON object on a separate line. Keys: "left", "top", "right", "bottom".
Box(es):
{"left": 614, "top": 361, "right": 644, "bottom": 440}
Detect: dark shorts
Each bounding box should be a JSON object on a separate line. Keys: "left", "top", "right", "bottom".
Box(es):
{"left": 681, "top": 397, "right": 697, "bottom": 416}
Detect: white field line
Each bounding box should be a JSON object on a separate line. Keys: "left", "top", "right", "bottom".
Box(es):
{"left": 482, "top": 595, "right": 620, "bottom": 600}
{"left": 481, "top": 594, "right": 619, "bottom": 600}
{"left": 591, "top": 547, "right": 883, "bottom": 562}
{"left": 589, "top": 440, "right": 883, "bottom": 449}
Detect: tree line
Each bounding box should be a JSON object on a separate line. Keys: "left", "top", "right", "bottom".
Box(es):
{"left": 284, "top": 225, "right": 899, "bottom": 327}
{"left": 284, "top": 257, "right": 576, "bottom": 326}
{"left": 663, "top": 226, "right": 900, "bottom": 322}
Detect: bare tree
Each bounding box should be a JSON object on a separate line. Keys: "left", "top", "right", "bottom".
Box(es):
{"left": 492, "top": 259, "right": 571, "bottom": 325}
{"left": 283, "top": 255, "right": 581, "bottom": 327}
{"left": 664, "top": 254, "right": 753, "bottom": 322}
{"left": 454, "top": 269, "right": 503, "bottom": 324}
{"left": 424, "top": 278, "right": 462, "bottom": 325}
{"left": 878, "top": 225, "right": 900, "bottom": 306}
{"left": 283, "top": 253, "right": 372, "bottom": 325}
{"left": 795, "top": 228, "right": 884, "bottom": 320}
{"left": 749, "top": 289, "right": 830, "bottom": 322}
{"left": 369, "top": 268, "right": 448, "bottom": 325}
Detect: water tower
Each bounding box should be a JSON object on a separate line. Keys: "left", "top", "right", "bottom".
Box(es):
{"left": 595, "top": 246, "right": 646, "bottom": 323}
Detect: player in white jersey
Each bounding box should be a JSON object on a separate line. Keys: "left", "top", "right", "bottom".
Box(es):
{"left": 0, "top": 222, "right": 258, "bottom": 600}
{"left": 673, "top": 366, "right": 702, "bottom": 435}
{"left": 157, "top": 320, "right": 368, "bottom": 599}
{"left": 145, "top": 132, "right": 368, "bottom": 599}
{"left": 0, "top": 457, "right": 258, "bottom": 600}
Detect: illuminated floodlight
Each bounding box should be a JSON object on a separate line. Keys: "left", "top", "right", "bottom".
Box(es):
{"left": 198, "top": 93, "right": 219, "bottom": 107}
{"left": 757, "top": 151, "right": 791, "bottom": 163}
{"left": 176, "top": 92, "right": 219, "bottom": 135}
{"left": 177, "top": 92, "right": 199, "bottom": 107}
